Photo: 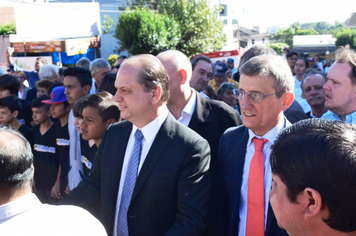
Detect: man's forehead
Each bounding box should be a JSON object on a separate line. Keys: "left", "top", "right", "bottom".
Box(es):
{"left": 63, "top": 76, "right": 79, "bottom": 85}
{"left": 194, "top": 60, "right": 212, "bottom": 71}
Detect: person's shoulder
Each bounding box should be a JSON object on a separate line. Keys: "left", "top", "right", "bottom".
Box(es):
{"left": 223, "top": 124, "right": 246, "bottom": 137}
{"left": 40, "top": 204, "right": 107, "bottom": 235}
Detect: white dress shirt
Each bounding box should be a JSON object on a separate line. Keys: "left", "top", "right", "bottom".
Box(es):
{"left": 293, "top": 75, "right": 311, "bottom": 113}
{"left": 177, "top": 89, "right": 197, "bottom": 127}
{"left": 0, "top": 193, "right": 107, "bottom": 236}
{"left": 113, "top": 108, "right": 169, "bottom": 236}
{"left": 238, "top": 117, "right": 286, "bottom": 236}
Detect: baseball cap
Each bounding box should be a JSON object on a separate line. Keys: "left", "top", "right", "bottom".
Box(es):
{"left": 42, "top": 86, "right": 67, "bottom": 104}
{"left": 227, "top": 58, "right": 234, "bottom": 63}
{"left": 215, "top": 61, "right": 228, "bottom": 76}
{"left": 308, "top": 57, "right": 314, "bottom": 62}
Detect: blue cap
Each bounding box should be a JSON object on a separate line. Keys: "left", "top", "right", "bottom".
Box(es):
{"left": 227, "top": 58, "right": 234, "bottom": 63}
{"left": 42, "top": 86, "right": 67, "bottom": 104}
{"left": 215, "top": 61, "right": 229, "bottom": 76}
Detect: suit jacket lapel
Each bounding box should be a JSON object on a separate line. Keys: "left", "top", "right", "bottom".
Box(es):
{"left": 130, "top": 114, "right": 176, "bottom": 202}
{"left": 107, "top": 121, "right": 132, "bottom": 196}
{"left": 189, "top": 91, "right": 214, "bottom": 130}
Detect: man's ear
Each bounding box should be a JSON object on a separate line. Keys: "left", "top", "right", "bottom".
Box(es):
{"left": 83, "top": 85, "right": 91, "bottom": 95}
{"left": 303, "top": 187, "right": 323, "bottom": 218}
{"left": 151, "top": 84, "right": 162, "bottom": 104}
{"left": 105, "top": 118, "right": 116, "bottom": 126}
{"left": 178, "top": 69, "right": 188, "bottom": 85}
{"left": 282, "top": 92, "right": 295, "bottom": 111}
{"left": 12, "top": 110, "right": 19, "bottom": 118}
{"left": 47, "top": 109, "right": 51, "bottom": 117}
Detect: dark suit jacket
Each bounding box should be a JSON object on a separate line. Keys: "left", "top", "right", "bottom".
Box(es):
{"left": 218, "top": 123, "right": 289, "bottom": 236}
{"left": 189, "top": 92, "right": 241, "bottom": 236}
{"left": 60, "top": 113, "right": 211, "bottom": 236}
{"left": 284, "top": 100, "right": 308, "bottom": 123}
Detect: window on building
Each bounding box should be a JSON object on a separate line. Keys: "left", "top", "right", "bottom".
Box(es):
{"left": 262, "top": 38, "right": 265, "bottom": 44}
{"left": 252, "top": 39, "right": 255, "bottom": 45}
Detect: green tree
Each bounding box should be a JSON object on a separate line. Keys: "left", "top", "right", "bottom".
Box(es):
{"left": 0, "top": 21, "right": 16, "bottom": 35}
{"left": 268, "top": 43, "right": 289, "bottom": 55}
{"left": 270, "top": 22, "right": 318, "bottom": 48}
{"left": 121, "top": 0, "right": 226, "bottom": 57}
{"left": 114, "top": 8, "right": 181, "bottom": 55}
{"left": 335, "top": 28, "right": 356, "bottom": 49}
{"left": 102, "top": 15, "right": 115, "bottom": 34}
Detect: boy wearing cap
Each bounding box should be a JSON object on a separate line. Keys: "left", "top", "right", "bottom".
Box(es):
{"left": 30, "top": 95, "right": 60, "bottom": 204}
{"left": 43, "top": 86, "right": 71, "bottom": 197}
{"left": 209, "top": 61, "right": 239, "bottom": 91}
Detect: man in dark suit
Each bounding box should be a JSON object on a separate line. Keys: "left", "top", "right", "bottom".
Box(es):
{"left": 218, "top": 54, "right": 294, "bottom": 236}
{"left": 60, "top": 54, "right": 211, "bottom": 236}
{"left": 157, "top": 50, "right": 242, "bottom": 236}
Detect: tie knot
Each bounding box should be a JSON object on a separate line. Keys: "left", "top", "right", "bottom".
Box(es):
{"left": 253, "top": 137, "right": 267, "bottom": 151}
{"left": 135, "top": 129, "right": 144, "bottom": 141}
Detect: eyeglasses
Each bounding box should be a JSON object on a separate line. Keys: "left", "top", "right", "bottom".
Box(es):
{"left": 235, "top": 89, "right": 284, "bottom": 103}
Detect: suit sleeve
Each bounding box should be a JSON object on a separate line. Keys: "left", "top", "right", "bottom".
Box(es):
{"left": 164, "top": 138, "right": 211, "bottom": 236}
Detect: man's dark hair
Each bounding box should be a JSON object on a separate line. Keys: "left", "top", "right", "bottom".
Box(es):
{"left": 0, "top": 74, "right": 20, "bottom": 95}
{"left": 36, "top": 79, "right": 54, "bottom": 89}
{"left": 121, "top": 55, "right": 170, "bottom": 102}
{"left": 286, "top": 51, "right": 298, "bottom": 59}
{"left": 98, "top": 73, "right": 117, "bottom": 96}
{"left": 0, "top": 127, "right": 33, "bottom": 196}
{"left": 0, "top": 96, "right": 22, "bottom": 113}
{"left": 63, "top": 67, "right": 92, "bottom": 88}
{"left": 239, "top": 45, "right": 277, "bottom": 69}
{"left": 270, "top": 119, "right": 356, "bottom": 232}
{"left": 83, "top": 91, "right": 120, "bottom": 122}
{"left": 297, "top": 58, "right": 309, "bottom": 69}
{"left": 72, "top": 95, "right": 90, "bottom": 118}
{"left": 30, "top": 95, "right": 51, "bottom": 111}
{"left": 191, "top": 55, "right": 214, "bottom": 76}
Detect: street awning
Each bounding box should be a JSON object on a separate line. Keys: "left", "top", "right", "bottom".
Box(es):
{"left": 292, "top": 46, "right": 337, "bottom": 54}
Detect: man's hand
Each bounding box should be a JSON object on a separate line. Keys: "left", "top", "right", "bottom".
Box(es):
{"left": 51, "top": 181, "right": 62, "bottom": 199}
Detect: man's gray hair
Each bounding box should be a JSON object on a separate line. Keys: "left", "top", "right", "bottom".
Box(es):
{"left": 90, "top": 58, "right": 111, "bottom": 76}
{"left": 76, "top": 57, "right": 91, "bottom": 69}
{"left": 240, "top": 54, "right": 294, "bottom": 97}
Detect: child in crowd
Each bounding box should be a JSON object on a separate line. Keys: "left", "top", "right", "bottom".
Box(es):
{"left": 0, "top": 74, "right": 33, "bottom": 127}
{"left": 42, "top": 86, "right": 71, "bottom": 197}
{"left": 80, "top": 91, "right": 120, "bottom": 176}
{"left": 0, "top": 95, "right": 33, "bottom": 145}
{"left": 36, "top": 79, "right": 54, "bottom": 97}
{"left": 30, "top": 95, "right": 59, "bottom": 204}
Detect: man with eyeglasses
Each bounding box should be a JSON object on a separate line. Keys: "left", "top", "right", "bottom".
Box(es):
{"left": 218, "top": 54, "right": 293, "bottom": 236}
{"left": 321, "top": 45, "right": 356, "bottom": 123}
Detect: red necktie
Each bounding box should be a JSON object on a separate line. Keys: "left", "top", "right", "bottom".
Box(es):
{"left": 246, "top": 137, "right": 267, "bottom": 236}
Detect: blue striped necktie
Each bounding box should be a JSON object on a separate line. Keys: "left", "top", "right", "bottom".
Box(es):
{"left": 117, "top": 129, "right": 144, "bottom": 236}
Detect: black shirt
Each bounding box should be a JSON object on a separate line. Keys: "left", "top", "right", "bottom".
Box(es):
{"left": 80, "top": 136, "right": 97, "bottom": 178}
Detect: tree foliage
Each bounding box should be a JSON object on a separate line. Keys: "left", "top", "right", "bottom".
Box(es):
{"left": 268, "top": 42, "right": 290, "bottom": 55}
{"left": 335, "top": 28, "right": 356, "bottom": 49}
{"left": 114, "top": 8, "right": 181, "bottom": 55}
{"left": 270, "top": 22, "right": 318, "bottom": 48}
{"left": 0, "top": 21, "right": 16, "bottom": 35}
{"left": 102, "top": 15, "right": 115, "bottom": 34}
{"left": 120, "top": 0, "right": 226, "bottom": 57}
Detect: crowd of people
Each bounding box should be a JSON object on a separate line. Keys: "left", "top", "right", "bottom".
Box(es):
{"left": 0, "top": 44, "right": 356, "bottom": 236}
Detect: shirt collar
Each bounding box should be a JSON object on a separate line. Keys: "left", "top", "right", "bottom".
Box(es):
{"left": 0, "top": 193, "right": 41, "bottom": 222}
{"left": 247, "top": 116, "right": 286, "bottom": 146}
{"left": 132, "top": 107, "right": 169, "bottom": 146}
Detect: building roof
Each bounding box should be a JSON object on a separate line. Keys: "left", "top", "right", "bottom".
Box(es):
{"left": 234, "top": 27, "right": 270, "bottom": 39}
{"left": 346, "top": 12, "right": 356, "bottom": 28}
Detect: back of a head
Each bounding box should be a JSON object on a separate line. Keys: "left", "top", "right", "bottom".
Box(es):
{"left": 39, "top": 64, "right": 59, "bottom": 80}
{"left": 271, "top": 119, "right": 356, "bottom": 233}
{"left": 64, "top": 67, "right": 92, "bottom": 88}
{"left": 0, "top": 127, "right": 33, "bottom": 197}
{"left": 72, "top": 94, "right": 91, "bottom": 118}
{"left": 121, "top": 54, "right": 170, "bottom": 102}
{"left": 90, "top": 58, "right": 111, "bottom": 74}
{"left": 240, "top": 54, "right": 294, "bottom": 94}
{"left": 98, "top": 73, "right": 117, "bottom": 96}
{"left": 239, "top": 45, "right": 277, "bottom": 69}
{"left": 157, "top": 50, "right": 192, "bottom": 83}
{"left": 76, "top": 57, "right": 91, "bottom": 70}
{"left": 83, "top": 91, "right": 120, "bottom": 122}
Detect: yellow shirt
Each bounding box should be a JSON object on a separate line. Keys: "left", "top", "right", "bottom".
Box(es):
{"left": 209, "top": 78, "right": 239, "bottom": 91}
